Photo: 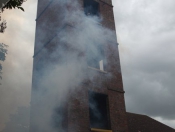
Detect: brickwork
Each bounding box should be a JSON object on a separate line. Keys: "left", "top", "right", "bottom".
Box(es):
{"left": 127, "top": 112, "right": 175, "bottom": 132}
{"left": 30, "top": 0, "right": 128, "bottom": 132}
{"left": 66, "top": 68, "right": 128, "bottom": 132}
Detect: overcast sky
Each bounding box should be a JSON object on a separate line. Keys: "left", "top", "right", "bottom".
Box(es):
{"left": 0, "top": 0, "right": 175, "bottom": 131}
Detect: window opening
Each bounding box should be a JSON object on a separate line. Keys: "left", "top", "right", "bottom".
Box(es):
{"left": 99, "top": 60, "right": 104, "bottom": 71}
{"left": 91, "top": 128, "right": 112, "bottom": 132}
{"left": 52, "top": 104, "right": 67, "bottom": 131}
{"left": 89, "top": 91, "right": 111, "bottom": 129}
{"left": 87, "top": 44, "right": 105, "bottom": 70}
{"left": 84, "top": 0, "right": 99, "bottom": 16}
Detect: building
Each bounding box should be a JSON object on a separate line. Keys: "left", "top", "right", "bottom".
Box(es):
{"left": 30, "top": 0, "right": 175, "bottom": 132}
{"left": 30, "top": 0, "right": 126, "bottom": 132}
{"left": 127, "top": 112, "right": 175, "bottom": 132}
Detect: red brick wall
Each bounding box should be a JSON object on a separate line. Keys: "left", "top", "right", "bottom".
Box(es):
{"left": 31, "top": 0, "right": 128, "bottom": 132}
{"left": 127, "top": 113, "right": 175, "bottom": 132}
{"left": 66, "top": 1, "right": 129, "bottom": 132}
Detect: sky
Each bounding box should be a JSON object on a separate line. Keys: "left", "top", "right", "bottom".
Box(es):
{"left": 0, "top": 0, "right": 175, "bottom": 131}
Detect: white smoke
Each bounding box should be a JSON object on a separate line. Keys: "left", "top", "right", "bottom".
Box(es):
{"left": 30, "top": 0, "right": 117, "bottom": 131}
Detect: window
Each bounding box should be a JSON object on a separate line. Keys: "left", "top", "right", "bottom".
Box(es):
{"left": 84, "top": 0, "right": 99, "bottom": 16}
{"left": 87, "top": 44, "right": 105, "bottom": 70}
{"left": 91, "top": 128, "right": 112, "bottom": 132}
{"left": 52, "top": 105, "right": 67, "bottom": 131}
{"left": 89, "top": 91, "right": 111, "bottom": 130}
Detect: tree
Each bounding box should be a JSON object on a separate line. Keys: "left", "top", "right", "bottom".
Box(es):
{"left": 0, "top": 0, "right": 26, "bottom": 80}
{"left": 0, "top": 20, "right": 7, "bottom": 33}
{"left": 0, "top": 19, "right": 7, "bottom": 80}
{"left": 1, "top": 0, "right": 26, "bottom": 12}
{"left": 0, "top": 43, "right": 8, "bottom": 79}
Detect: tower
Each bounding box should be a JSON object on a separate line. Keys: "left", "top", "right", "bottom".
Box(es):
{"left": 30, "top": 0, "right": 128, "bottom": 132}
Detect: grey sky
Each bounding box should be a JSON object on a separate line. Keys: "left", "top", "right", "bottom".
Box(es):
{"left": 0, "top": 0, "right": 175, "bottom": 130}
{"left": 0, "top": 0, "right": 36, "bottom": 130}
{"left": 114, "top": 0, "right": 175, "bottom": 128}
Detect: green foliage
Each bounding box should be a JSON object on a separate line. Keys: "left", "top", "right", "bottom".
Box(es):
{"left": 2, "top": 0, "right": 26, "bottom": 12}
{"left": 0, "top": 20, "right": 7, "bottom": 33}
{"left": 0, "top": 43, "right": 8, "bottom": 79}
{"left": 0, "top": 43, "right": 8, "bottom": 61}
{"left": 0, "top": 0, "right": 25, "bottom": 81}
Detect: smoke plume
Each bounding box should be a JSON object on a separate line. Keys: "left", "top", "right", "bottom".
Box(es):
{"left": 30, "top": 0, "right": 116, "bottom": 131}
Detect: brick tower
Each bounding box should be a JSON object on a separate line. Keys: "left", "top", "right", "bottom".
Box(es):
{"left": 30, "top": 0, "right": 128, "bottom": 132}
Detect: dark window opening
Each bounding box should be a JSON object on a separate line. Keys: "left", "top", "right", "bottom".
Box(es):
{"left": 89, "top": 91, "right": 110, "bottom": 129}
{"left": 52, "top": 105, "right": 67, "bottom": 131}
{"left": 87, "top": 44, "right": 105, "bottom": 70}
{"left": 84, "top": 0, "right": 99, "bottom": 16}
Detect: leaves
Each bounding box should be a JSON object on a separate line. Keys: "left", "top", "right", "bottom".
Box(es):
{"left": 0, "top": 43, "right": 8, "bottom": 61}
{"left": 0, "top": 0, "right": 22, "bottom": 81}
{"left": 17, "top": 6, "right": 24, "bottom": 11}
{"left": 0, "top": 0, "right": 25, "bottom": 81}
{"left": 2, "top": 0, "right": 26, "bottom": 12}
{"left": 0, "top": 20, "right": 7, "bottom": 33}
{"left": 0, "top": 43, "right": 8, "bottom": 80}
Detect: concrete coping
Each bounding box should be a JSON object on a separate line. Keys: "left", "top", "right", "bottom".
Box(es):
{"left": 91, "top": 128, "right": 112, "bottom": 132}
{"left": 88, "top": 66, "right": 108, "bottom": 74}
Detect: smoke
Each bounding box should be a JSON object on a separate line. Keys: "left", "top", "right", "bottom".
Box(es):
{"left": 30, "top": 0, "right": 116, "bottom": 131}
{"left": 0, "top": 0, "right": 36, "bottom": 131}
